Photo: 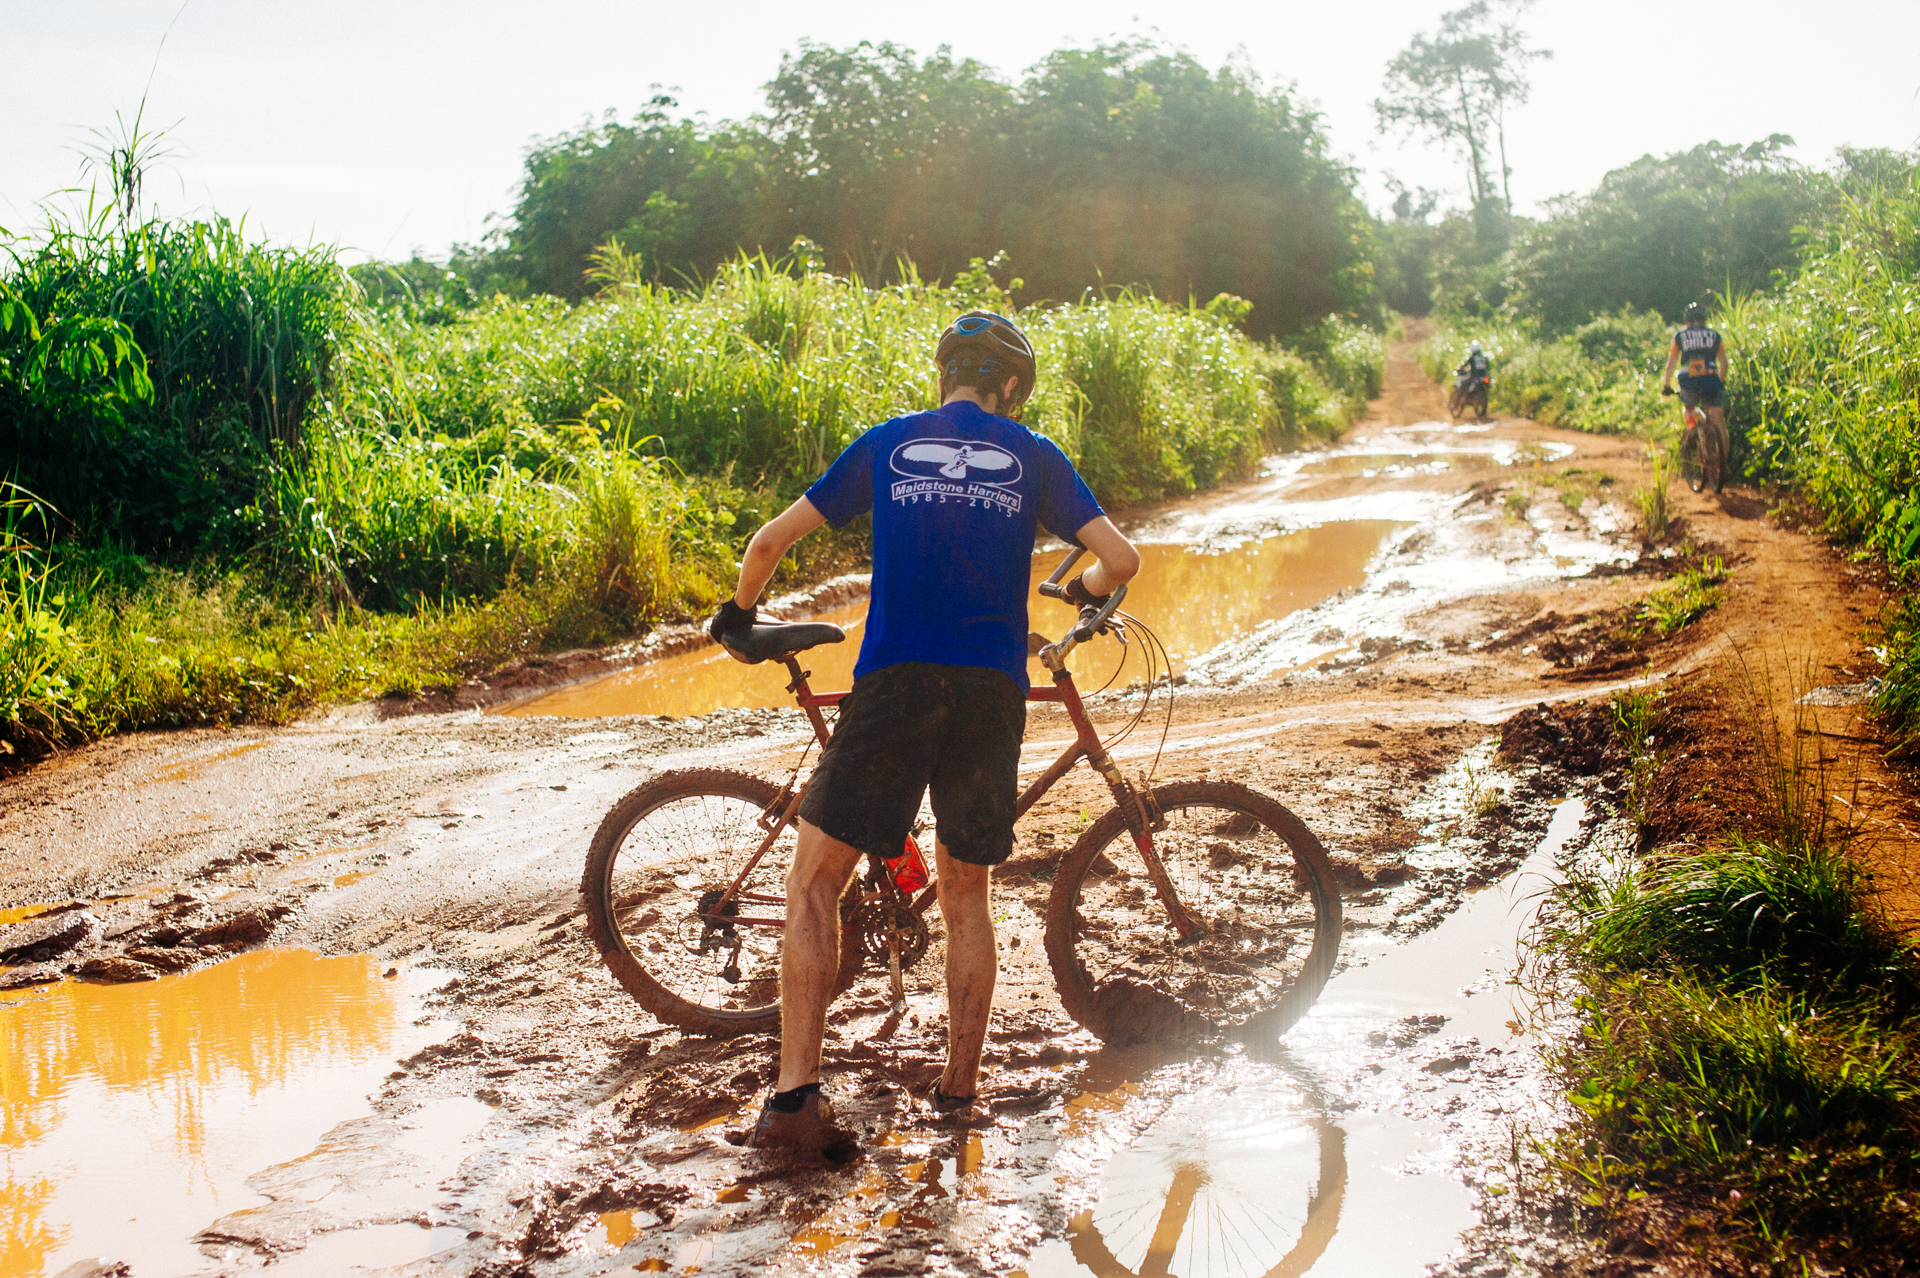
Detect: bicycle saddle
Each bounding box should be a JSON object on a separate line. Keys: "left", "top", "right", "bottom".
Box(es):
{"left": 718, "top": 619, "right": 847, "bottom": 665}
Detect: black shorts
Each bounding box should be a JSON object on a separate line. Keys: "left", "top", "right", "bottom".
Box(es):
{"left": 1678, "top": 377, "right": 1726, "bottom": 410}
{"left": 798, "top": 662, "right": 1026, "bottom": 867}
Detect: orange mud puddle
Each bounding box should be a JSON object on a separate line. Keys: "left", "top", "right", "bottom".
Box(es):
{"left": 501, "top": 521, "right": 1403, "bottom": 720}
{"left": 0, "top": 949, "right": 442, "bottom": 1277}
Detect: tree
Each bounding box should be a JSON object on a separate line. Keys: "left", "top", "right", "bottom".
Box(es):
{"left": 1375, "top": 1, "right": 1550, "bottom": 243}
{"left": 762, "top": 41, "right": 1012, "bottom": 280}
{"left": 463, "top": 40, "right": 1379, "bottom": 337}
{"left": 493, "top": 96, "right": 772, "bottom": 298}
{"left": 1502, "top": 136, "right": 1825, "bottom": 330}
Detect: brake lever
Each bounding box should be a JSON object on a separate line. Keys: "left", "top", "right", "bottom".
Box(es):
{"left": 1071, "top": 583, "right": 1128, "bottom": 643}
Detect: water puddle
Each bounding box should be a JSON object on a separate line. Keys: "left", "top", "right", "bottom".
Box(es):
{"left": 1, "top": 948, "right": 452, "bottom": 1277}
{"left": 500, "top": 522, "right": 1403, "bottom": 719}
{"left": 1297, "top": 452, "right": 1501, "bottom": 477}
{"left": 1026, "top": 799, "right": 1582, "bottom": 1278}
{"left": 138, "top": 740, "right": 271, "bottom": 787}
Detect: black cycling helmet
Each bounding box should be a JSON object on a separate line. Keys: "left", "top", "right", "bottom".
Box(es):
{"left": 935, "top": 310, "right": 1036, "bottom": 416}
{"left": 1684, "top": 301, "right": 1708, "bottom": 324}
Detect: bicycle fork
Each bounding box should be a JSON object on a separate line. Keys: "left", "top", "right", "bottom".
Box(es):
{"left": 1039, "top": 667, "right": 1205, "bottom": 944}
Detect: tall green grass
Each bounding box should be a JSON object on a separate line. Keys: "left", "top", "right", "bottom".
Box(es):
{"left": 1419, "top": 309, "right": 1674, "bottom": 437}
{"left": 1718, "top": 161, "right": 1920, "bottom": 757}
{"left": 3, "top": 212, "right": 351, "bottom": 557}
{"left": 1533, "top": 659, "right": 1920, "bottom": 1265}
{"left": 2, "top": 211, "right": 1377, "bottom": 758}
{"left": 371, "top": 253, "right": 1372, "bottom": 510}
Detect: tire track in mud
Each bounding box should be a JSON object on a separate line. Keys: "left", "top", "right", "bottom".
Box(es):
{"left": 5, "top": 333, "right": 1908, "bottom": 1276}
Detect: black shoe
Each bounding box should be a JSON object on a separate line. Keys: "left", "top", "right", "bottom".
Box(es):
{"left": 925, "top": 1081, "right": 983, "bottom": 1123}
{"left": 743, "top": 1090, "right": 856, "bottom": 1154}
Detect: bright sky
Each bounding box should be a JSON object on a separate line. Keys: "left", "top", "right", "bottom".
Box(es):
{"left": 5, "top": 0, "right": 1918, "bottom": 263}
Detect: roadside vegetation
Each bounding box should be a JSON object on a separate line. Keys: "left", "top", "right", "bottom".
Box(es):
{"left": 1405, "top": 127, "right": 1920, "bottom": 1266}
{"left": 1531, "top": 669, "right": 1920, "bottom": 1269}
{"left": 1, "top": 150, "right": 1379, "bottom": 760}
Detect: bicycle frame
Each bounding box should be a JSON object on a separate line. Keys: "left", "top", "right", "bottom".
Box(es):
{"left": 700, "top": 563, "right": 1204, "bottom": 952}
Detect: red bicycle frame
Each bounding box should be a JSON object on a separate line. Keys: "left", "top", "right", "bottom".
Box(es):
{"left": 703, "top": 647, "right": 1203, "bottom": 944}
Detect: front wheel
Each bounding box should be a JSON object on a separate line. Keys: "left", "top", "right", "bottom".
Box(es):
{"left": 1679, "top": 428, "right": 1707, "bottom": 493}
{"left": 582, "top": 768, "right": 792, "bottom": 1036}
{"left": 1043, "top": 780, "right": 1343, "bottom": 1046}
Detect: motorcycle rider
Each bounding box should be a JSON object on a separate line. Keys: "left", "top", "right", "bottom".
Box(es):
{"left": 1452, "top": 341, "right": 1491, "bottom": 416}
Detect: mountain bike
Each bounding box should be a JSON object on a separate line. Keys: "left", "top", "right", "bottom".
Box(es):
{"left": 1665, "top": 386, "right": 1723, "bottom": 493}
{"left": 580, "top": 549, "right": 1343, "bottom": 1046}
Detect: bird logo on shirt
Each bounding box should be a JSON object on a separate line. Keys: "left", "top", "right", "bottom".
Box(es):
{"left": 893, "top": 440, "right": 1020, "bottom": 482}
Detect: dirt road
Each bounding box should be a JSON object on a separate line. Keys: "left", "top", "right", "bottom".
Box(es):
{"left": 3, "top": 333, "right": 1908, "bottom": 1278}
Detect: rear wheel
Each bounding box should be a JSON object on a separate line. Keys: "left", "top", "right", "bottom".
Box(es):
{"left": 582, "top": 769, "right": 791, "bottom": 1036}
{"left": 1471, "top": 385, "right": 1489, "bottom": 418}
{"left": 1679, "top": 427, "right": 1707, "bottom": 492}
{"left": 1044, "top": 780, "right": 1342, "bottom": 1045}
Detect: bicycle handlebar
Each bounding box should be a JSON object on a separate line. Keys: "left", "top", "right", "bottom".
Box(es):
{"left": 1037, "top": 545, "right": 1084, "bottom": 599}
{"left": 1035, "top": 547, "right": 1128, "bottom": 666}
{"left": 1072, "top": 584, "right": 1127, "bottom": 644}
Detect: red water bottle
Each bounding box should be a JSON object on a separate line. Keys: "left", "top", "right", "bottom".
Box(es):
{"left": 886, "top": 835, "right": 929, "bottom": 893}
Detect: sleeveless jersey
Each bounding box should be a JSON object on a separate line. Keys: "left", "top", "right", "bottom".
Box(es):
{"left": 1674, "top": 325, "right": 1722, "bottom": 381}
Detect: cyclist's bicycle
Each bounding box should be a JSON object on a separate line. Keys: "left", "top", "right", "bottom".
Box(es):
{"left": 581, "top": 549, "right": 1343, "bottom": 1046}
{"left": 1664, "top": 386, "right": 1724, "bottom": 493}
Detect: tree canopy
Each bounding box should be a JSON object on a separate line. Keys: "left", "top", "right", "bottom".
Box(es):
{"left": 1375, "top": 0, "right": 1549, "bottom": 244}
{"left": 470, "top": 40, "right": 1377, "bottom": 338}
{"left": 1502, "top": 136, "right": 1827, "bottom": 329}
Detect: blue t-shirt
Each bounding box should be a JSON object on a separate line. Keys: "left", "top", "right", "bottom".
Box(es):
{"left": 804, "top": 399, "right": 1105, "bottom": 692}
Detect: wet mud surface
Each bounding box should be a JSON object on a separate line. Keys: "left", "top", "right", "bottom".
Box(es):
{"left": 4, "top": 333, "right": 1909, "bottom": 1276}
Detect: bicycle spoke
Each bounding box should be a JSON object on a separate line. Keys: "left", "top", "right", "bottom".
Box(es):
{"left": 1048, "top": 782, "right": 1340, "bottom": 1041}
{"left": 585, "top": 770, "right": 794, "bottom": 1030}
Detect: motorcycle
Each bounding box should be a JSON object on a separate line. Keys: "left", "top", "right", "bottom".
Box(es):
{"left": 1449, "top": 371, "right": 1491, "bottom": 421}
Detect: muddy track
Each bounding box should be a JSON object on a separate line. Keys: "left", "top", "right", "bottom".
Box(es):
{"left": 4, "top": 328, "right": 1913, "bottom": 1278}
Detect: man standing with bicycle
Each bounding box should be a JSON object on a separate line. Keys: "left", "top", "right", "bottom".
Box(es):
{"left": 1662, "top": 301, "right": 1732, "bottom": 493}
{"left": 709, "top": 310, "right": 1140, "bottom": 1152}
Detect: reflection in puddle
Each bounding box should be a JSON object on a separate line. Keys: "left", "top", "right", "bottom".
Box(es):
{"left": 500, "top": 521, "right": 1403, "bottom": 719}
{"left": 1029, "top": 801, "right": 1585, "bottom": 1278}
{"left": 1035, "top": 1076, "right": 1344, "bottom": 1278}
{"left": 0, "top": 948, "right": 445, "bottom": 1277}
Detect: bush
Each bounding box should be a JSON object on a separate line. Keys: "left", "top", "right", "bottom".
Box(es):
{"left": 1420, "top": 311, "right": 1673, "bottom": 437}
{"left": 1541, "top": 831, "right": 1920, "bottom": 1260}
{"left": 2, "top": 214, "right": 352, "bottom": 558}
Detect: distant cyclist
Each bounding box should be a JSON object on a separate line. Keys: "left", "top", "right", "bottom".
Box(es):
{"left": 1451, "top": 341, "right": 1491, "bottom": 419}
{"left": 1662, "top": 302, "right": 1731, "bottom": 493}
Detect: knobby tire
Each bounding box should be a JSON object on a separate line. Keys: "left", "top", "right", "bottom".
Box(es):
{"left": 1043, "top": 780, "right": 1342, "bottom": 1046}
{"left": 582, "top": 768, "right": 790, "bottom": 1037}
{"left": 1680, "top": 429, "right": 1707, "bottom": 493}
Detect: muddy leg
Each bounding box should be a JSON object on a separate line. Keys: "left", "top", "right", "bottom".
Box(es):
{"left": 1707, "top": 408, "right": 1730, "bottom": 489}
{"left": 775, "top": 820, "right": 862, "bottom": 1093}
{"left": 934, "top": 842, "right": 996, "bottom": 1098}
